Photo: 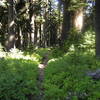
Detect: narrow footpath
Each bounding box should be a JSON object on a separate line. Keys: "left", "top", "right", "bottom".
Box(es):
{"left": 37, "top": 54, "right": 49, "bottom": 100}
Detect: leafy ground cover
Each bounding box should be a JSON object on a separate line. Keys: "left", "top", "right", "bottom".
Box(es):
{"left": 0, "top": 48, "right": 39, "bottom": 100}
{"left": 43, "top": 52, "right": 100, "bottom": 100}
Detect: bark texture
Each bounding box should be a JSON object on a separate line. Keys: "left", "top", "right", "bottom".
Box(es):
{"left": 6, "top": 0, "right": 16, "bottom": 51}
{"left": 95, "top": 0, "right": 100, "bottom": 57}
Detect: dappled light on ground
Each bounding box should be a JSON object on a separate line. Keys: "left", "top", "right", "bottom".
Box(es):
{"left": 38, "top": 64, "right": 45, "bottom": 69}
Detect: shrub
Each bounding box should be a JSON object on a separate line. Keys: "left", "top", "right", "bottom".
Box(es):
{"left": 43, "top": 53, "right": 100, "bottom": 100}
{"left": 0, "top": 58, "right": 39, "bottom": 100}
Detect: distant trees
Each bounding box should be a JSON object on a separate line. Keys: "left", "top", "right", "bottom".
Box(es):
{"left": 0, "top": 0, "right": 99, "bottom": 56}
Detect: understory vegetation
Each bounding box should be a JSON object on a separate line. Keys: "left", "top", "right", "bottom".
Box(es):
{"left": 43, "top": 30, "right": 100, "bottom": 100}
{"left": 0, "top": 49, "right": 39, "bottom": 100}
{"left": 44, "top": 53, "right": 100, "bottom": 100}
{"left": 0, "top": 29, "right": 100, "bottom": 100}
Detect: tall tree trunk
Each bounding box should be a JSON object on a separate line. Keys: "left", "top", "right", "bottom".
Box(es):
{"left": 58, "top": 2, "right": 62, "bottom": 36}
{"left": 6, "top": 0, "right": 16, "bottom": 51}
{"left": 15, "top": 25, "right": 21, "bottom": 49}
{"left": 43, "top": 0, "right": 49, "bottom": 47}
{"left": 50, "top": 24, "right": 57, "bottom": 46}
{"left": 72, "top": 8, "right": 84, "bottom": 32}
{"left": 61, "top": 2, "right": 71, "bottom": 44}
{"left": 23, "top": 32, "right": 28, "bottom": 49}
{"left": 29, "top": 0, "right": 36, "bottom": 46}
{"left": 39, "top": 23, "right": 42, "bottom": 47}
{"left": 95, "top": 0, "right": 100, "bottom": 57}
{"left": 34, "top": 21, "right": 38, "bottom": 45}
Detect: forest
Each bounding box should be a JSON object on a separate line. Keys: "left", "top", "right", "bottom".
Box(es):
{"left": 0, "top": 0, "right": 100, "bottom": 100}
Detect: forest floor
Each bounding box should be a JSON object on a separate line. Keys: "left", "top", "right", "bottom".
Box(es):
{"left": 1, "top": 49, "right": 100, "bottom": 100}
{"left": 37, "top": 53, "right": 49, "bottom": 100}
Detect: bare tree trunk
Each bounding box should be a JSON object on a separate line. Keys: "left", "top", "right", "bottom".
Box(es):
{"left": 34, "top": 21, "right": 38, "bottom": 45}
{"left": 15, "top": 25, "right": 21, "bottom": 49}
{"left": 6, "top": 0, "right": 16, "bottom": 51}
{"left": 72, "top": 8, "right": 84, "bottom": 32}
{"left": 23, "top": 32, "right": 28, "bottom": 49}
{"left": 95, "top": 0, "right": 100, "bottom": 57}
{"left": 39, "top": 23, "right": 42, "bottom": 47}
{"left": 43, "top": 0, "right": 49, "bottom": 47}
{"left": 61, "top": 2, "right": 71, "bottom": 44}
{"left": 58, "top": 2, "right": 62, "bottom": 36}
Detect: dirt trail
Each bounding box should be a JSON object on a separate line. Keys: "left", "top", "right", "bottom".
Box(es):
{"left": 37, "top": 54, "right": 49, "bottom": 100}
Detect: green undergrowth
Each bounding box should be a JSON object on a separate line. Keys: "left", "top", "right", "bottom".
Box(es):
{"left": 35, "top": 47, "right": 66, "bottom": 60}
{"left": 44, "top": 52, "right": 100, "bottom": 100}
{"left": 34, "top": 48, "right": 53, "bottom": 62}
{"left": 0, "top": 58, "right": 39, "bottom": 100}
{"left": 24, "top": 48, "right": 51, "bottom": 63}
